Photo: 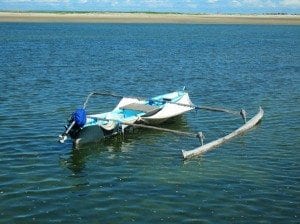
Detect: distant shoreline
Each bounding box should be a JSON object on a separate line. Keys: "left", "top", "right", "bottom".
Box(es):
{"left": 0, "top": 12, "right": 299, "bottom": 25}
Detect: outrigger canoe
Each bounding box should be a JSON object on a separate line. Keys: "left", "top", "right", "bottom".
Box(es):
{"left": 59, "top": 89, "right": 264, "bottom": 159}
{"left": 59, "top": 90, "right": 194, "bottom": 145}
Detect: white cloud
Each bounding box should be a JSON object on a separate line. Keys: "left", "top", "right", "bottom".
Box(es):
{"left": 280, "top": 0, "right": 300, "bottom": 7}
{"left": 139, "top": 0, "right": 173, "bottom": 9}
{"left": 183, "top": 0, "right": 198, "bottom": 8}
{"left": 207, "top": 0, "right": 219, "bottom": 3}
{"left": 231, "top": 0, "right": 242, "bottom": 6}
{"left": 111, "top": 0, "right": 119, "bottom": 6}
{"left": 231, "top": 0, "right": 277, "bottom": 7}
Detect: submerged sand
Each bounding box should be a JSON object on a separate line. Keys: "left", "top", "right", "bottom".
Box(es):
{"left": 0, "top": 12, "right": 299, "bottom": 25}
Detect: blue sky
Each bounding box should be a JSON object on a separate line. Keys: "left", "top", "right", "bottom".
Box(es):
{"left": 0, "top": 0, "right": 299, "bottom": 14}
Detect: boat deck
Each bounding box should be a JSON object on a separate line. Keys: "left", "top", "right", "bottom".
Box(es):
{"left": 119, "top": 103, "right": 159, "bottom": 113}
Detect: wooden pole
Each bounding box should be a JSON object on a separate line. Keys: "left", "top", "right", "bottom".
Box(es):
{"left": 94, "top": 117, "right": 200, "bottom": 138}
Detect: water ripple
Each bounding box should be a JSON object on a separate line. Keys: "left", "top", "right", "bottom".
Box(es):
{"left": 0, "top": 23, "right": 299, "bottom": 223}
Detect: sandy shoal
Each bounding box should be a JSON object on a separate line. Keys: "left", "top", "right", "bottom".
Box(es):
{"left": 0, "top": 12, "right": 299, "bottom": 25}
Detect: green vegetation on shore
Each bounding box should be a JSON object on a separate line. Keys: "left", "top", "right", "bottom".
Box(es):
{"left": 0, "top": 10, "right": 298, "bottom": 16}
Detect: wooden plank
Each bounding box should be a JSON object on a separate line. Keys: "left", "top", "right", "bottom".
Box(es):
{"left": 182, "top": 107, "right": 264, "bottom": 159}
{"left": 120, "top": 103, "right": 159, "bottom": 113}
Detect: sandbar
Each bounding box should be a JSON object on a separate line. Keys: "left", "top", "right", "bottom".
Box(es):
{"left": 0, "top": 12, "right": 299, "bottom": 25}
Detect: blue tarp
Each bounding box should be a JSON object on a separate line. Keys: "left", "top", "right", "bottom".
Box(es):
{"left": 72, "top": 108, "right": 86, "bottom": 127}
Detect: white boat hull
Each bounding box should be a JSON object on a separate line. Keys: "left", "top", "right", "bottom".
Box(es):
{"left": 73, "top": 90, "right": 193, "bottom": 145}
{"left": 141, "top": 92, "right": 193, "bottom": 124}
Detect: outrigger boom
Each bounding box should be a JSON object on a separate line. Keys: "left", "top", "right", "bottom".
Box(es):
{"left": 59, "top": 90, "right": 264, "bottom": 159}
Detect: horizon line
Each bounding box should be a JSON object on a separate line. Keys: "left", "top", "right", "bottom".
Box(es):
{"left": 0, "top": 10, "right": 299, "bottom": 16}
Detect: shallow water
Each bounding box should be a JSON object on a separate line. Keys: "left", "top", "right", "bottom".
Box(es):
{"left": 0, "top": 23, "right": 299, "bottom": 223}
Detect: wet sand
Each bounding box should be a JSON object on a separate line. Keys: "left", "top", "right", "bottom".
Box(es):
{"left": 0, "top": 12, "right": 299, "bottom": 25}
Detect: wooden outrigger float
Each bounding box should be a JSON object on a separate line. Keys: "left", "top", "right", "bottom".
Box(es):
{"left": 182, "top": 107, "right": 264, "bottom": 159}
{"left": 59, "top": 89, "right": 264, "bottom": 159}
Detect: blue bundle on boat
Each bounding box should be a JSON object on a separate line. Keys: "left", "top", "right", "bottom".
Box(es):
{"left": 72, "top": 108, "right": 86, "bottom": 127}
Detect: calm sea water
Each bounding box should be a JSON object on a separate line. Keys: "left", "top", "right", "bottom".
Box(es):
{"left": 0, "top": 23, "right": 299, "bottom": 223}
